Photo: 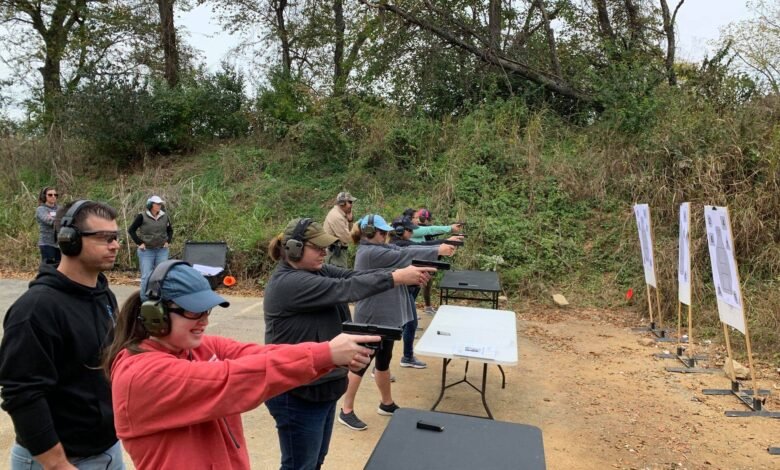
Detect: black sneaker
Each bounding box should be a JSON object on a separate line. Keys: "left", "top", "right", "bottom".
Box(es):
{"left": 338, "top": 409, "right": 367, "bottom": 430}
{"left": 377, "top": 402, "right": 400, "bottom": 416}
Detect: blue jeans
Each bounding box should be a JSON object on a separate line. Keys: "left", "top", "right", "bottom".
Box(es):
{"left": 265, "top": 392, "right": 337, "bottom": 470}
{"left": 10, "top": 441, "right": 125, "bottom": 470}
{"left": 39, "top": 245, "right": 61, "bottom": 265}
{"left": 402, "top": 290, "right": 420, "bottom": 358}
{"left": 137, "top": 247, "right": 169, "bottom": 297}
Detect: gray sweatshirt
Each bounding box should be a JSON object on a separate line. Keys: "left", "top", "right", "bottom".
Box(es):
{"left": 353, "top": 242, "right": 439, "bottom": 327}
{"left": 263, "top": 261, "right": 395, "bottom": 401}
{"left": 35, "top": 204, "right": 59, "bottom": 246}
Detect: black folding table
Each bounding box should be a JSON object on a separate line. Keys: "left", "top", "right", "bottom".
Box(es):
{"left": 439, "top": 270, "right": 501, "bottom": 309}
{"left": 365, "top": 408, "right": 546, "bottom": 470}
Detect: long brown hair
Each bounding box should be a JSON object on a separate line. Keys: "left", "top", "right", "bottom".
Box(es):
{"left": 102, "top": 290, "right": 150, "bottom": 378}
{"left": 267, "top": 233, "right": 288, "bottom": 262}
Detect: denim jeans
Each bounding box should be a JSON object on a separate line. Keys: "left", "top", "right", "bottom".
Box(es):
{"left": 265, "top": 392, "right": 337, "bottom": 470}
{"left": 10, "top": 441, "right": 125, "bottom": 470}
{"left": 39, "top": 245, "right": 61, "bottom": 265}
{"left": 402, "top": 290, "right": 420, "bottom": 359}
{"left": 137, "top": 247, "right": 169, "bottom": 297}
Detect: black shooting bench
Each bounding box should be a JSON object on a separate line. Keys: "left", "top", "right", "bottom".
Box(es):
{"left": 439, "top": 270, "right": 501, "bottom": 310}
{"left": 182, "top": 241, "right": 228, "bottom": 289}
{"left": 365, "top": 408, "right": 546, "bottom": 470}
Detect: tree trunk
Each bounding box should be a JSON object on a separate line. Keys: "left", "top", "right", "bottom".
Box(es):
{"left": 158, "top": 0, "right": 179, "bottom": 88}
{"left": 623, "top": 0, "right": 641, "bottom": 46}
{"left": 535, "top": 0, "right": 562, "bottom": 78}
{"left": 39, "top": 52, "right": 63, "bottom": 127}
{"left": 660, "top": 0, "right": 685, "bottom": 86}
{"left": 593, "top": 0, "right": 615, "bottom": 41}
{"left": 333, "top": 0, "right": 346, "bottom": 94}
{"left": 274, "top": 0, "right": 292, "bottom": 76}
{"left": 488, "top": 0, "right": 501, "bottom": 51}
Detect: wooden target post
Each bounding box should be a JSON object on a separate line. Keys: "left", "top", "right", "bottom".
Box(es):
{"left": 631, "top": 204, "right": 669, "bottom": 339}
{"left": 658, "top": 203, "right": 715, "bottom": 373}
{"left": 700, "top": 206, "right": 779, "bottom": 417}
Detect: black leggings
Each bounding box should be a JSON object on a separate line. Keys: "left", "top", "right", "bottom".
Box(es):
{"left": 353, "top": 339, "right": 395, "bottom": 377}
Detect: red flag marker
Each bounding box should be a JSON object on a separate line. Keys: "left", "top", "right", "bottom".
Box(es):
{"left": 625, "top": 288, "right": 634, "bottom": 301}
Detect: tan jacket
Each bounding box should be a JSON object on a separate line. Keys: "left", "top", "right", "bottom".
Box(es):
{"left": 323, "top": 205, "right": 352, "bottom": 245}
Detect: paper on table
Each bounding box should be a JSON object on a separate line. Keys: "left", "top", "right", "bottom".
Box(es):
{"left": 192, "top": 264, "right": 224, "bottom": 276}
{"left": 455, "top": 344, "right": 496, "bottom": 360}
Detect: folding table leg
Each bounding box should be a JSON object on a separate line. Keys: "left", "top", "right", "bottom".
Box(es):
{"left": 431, "top": 358, "right": 450, "bottom": 411}
{"left": 480, "top": 364, "right": 493, "bottom": 419}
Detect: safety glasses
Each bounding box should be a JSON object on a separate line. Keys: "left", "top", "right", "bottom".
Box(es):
{"left": 81, "top": 231, "right": 120, "bottom": 244}
{"left": 167, "top": 307, "right": 212, "bottom": 320}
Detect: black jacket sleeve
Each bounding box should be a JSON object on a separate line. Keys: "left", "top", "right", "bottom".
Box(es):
{"left": 0, "top": 313, "right": 62, "bottom": 455}
{"left": 127, "top": 213, "right": 144, "bottom": 245}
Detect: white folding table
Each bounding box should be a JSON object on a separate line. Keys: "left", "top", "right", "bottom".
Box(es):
{"left": 415, "top": 305, "right": 518, "bottom": 419}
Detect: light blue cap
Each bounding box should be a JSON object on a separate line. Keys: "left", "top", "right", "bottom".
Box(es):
{"left": 161, "top": 264, "right": 230, "bottom": 312}
{"left": 358, "top": 214, "right": 394, "bottom": 232}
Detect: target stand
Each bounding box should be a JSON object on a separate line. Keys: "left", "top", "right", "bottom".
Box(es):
{"left": 702, "top": 380, "right": 780, "bottom": 417}
{"left": 632, "top": 321, "right": 671, "bottom": 340}
{"left": 655, "top": 345, "right": 717, "bottom": 374}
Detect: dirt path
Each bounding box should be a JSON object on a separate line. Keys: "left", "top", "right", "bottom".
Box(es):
{"left": 238, "top": 304, "right": 780, "bottom": 469}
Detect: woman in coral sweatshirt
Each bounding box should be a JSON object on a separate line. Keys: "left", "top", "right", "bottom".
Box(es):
{"left": 104, "top": 261, "right": 378, "bottom": 470}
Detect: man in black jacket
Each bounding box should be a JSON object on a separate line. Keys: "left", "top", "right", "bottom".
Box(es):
{"left": 0, "top": 200, "right": 124, "bottom": 469}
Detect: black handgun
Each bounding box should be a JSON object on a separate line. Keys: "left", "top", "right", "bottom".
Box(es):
{"left": 441, "top": 239, "right": 464, "bottom": 246}
{"left": 342, "top": 322, "right": 402, "bottom": 350}
{"left": 411, "top": 259, "right": 451, "bottom": 270}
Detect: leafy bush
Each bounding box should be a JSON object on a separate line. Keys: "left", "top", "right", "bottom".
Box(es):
{"left": 63, "top": 66, "right": 249, "bottom": 162}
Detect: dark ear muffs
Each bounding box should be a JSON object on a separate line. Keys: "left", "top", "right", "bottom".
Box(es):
{"left": 139, "top": 260, "right": 191, "bottom": 336}
{"left": 57, "top": 200, "right": 90, "bottom": 256}
{"left": 362, "top": 214, "right": 377, "bottom": 238}
{"left": 393, "top": 224, "right": 405, "bottom": 237}
{"left": 284, "top": 218, "right": 312, "bottom": 262}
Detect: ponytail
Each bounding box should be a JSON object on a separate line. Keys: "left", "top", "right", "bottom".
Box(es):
{"left": 268, "top": 233, "right": 286, "bottom": 261}
{"left": 102, "top": 291, "right": 149, "bottom": 379}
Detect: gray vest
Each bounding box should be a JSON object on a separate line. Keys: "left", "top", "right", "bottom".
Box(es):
{"left": 138, "top": 212, "right": 169, "bottom": 248}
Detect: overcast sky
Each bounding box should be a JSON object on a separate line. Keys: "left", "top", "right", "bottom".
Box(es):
{"left": 180, "top": 0, "right": 754, "bottom": 72}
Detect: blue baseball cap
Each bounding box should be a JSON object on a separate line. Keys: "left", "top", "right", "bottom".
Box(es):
{"left": 359, "top": 214, "right": 394, "bottom": 232}
{"left": 161, "top": 264, "right": 230, "bottom": 312}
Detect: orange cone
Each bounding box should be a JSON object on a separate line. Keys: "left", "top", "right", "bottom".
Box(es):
{"left": 223, "top": 275, "right": 236, "bottom": 287}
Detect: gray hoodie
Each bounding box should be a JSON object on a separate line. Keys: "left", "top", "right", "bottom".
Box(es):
{"left": 353, "top": 242, "right": 439, "bottom": 327}
{"left": 35, "top": 204, "right": 58, "bottom": 246}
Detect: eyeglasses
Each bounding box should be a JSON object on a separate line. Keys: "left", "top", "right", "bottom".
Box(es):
{"left": 47, "top": 193, "right": 58, "bottom": 197}
{"left": 167, "top": 307, "right": 212, "bottom": 320}
{"left": 305, "top": 243, "right": 327, "bottom": 254}
{"left": 81, "top": 231, "right": 120, "bottom": 244}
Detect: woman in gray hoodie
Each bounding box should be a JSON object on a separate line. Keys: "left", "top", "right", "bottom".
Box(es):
{"left": 337, "top": 214, "right": 455, "bottom": 432}
{"left": 35, "top": 186, "right": 60, "bottom": 264}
